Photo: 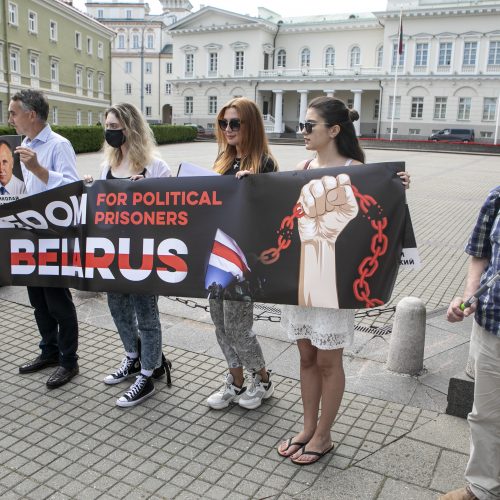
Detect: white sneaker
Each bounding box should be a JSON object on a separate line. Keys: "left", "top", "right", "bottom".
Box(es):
{"left": 207, "top": 373, "right": 246, "bottom": 410}
{"left": 239, "top": 371, "right": 274, "bottom": 410}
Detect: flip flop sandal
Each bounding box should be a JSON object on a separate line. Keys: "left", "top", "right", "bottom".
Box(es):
{"left": 277, "top": 437, "right": 309, "bottom": 457}
{"left": 291, "top": 443, "right": 335, "bottom": 466}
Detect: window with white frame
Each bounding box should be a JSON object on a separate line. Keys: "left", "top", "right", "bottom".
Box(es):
{"left": 373, "top": 99, "right": 379, "bottom": 119}
{"left": 125, "top": 83, "right": 132, "bottom": 94}
{"left": 88, "top": 111, "right": 92, "bottom": 126}
{"left": 145, "top": 106, "right": 152, "bottom": 117}
{"left": 9, "top": 50, "right": 20, "bottom": 74}
{"left": 98, "top": 74, "right": 104, "bottom": 93}
{"left": 488, "top": 41, "right": 500, "bottom": 65}
{"left": 376, "top": 46, "right": 383, "bottom": 67}
{"left": 98, "top": 41, "right": 103, "bottom": 59}
{"left": 350, "top": 46, "right": 361, "bottom": 67}
{"left": 300, "top": 48, "right": 310, "bottom": 67}
{"left": 387, "top": 96, "right": 401, "bottom": 119}
{"left": 124, "top": 61, "right": 132, "bottom": 73}
{"left": 145, "top": 83, "right": 152, "bottom": 95}
{"left": 75, "top": 67, "right": 82, "bottom": 88}
{"left": 392, "top": 42, "right": 405, "bottom": 67}
{"left": 126, "top": 9, "right": 132, "bottom": 18}
{"left": 87, "top": 37, "right": 93, "bottom": 54}
{"left": 277, "top": 49, "right": 286, "bottom": 68}
{"left": 50, "top": 59, "right": 59, "bottom": 82}
{"left": 76, "top": 110, "right": 82, "bottom": 126}
{"left": 482, "top": 97, "right": 497, "bottom": 121}
{"left": 325, "top": 47, "right": 335, "bottom": 67}
{"left": 209, "top": 52, "right": 218, "bottom": 74}
{"left": 52, "top": 107, "right": 58, "bottom": 124}
{"left": 145, "top": 62, "right": 152, "bottom": 74}
{"left": 209, "top": 96, "right": 217, "bottom": 114}
{"left": 165, "top": 62, "right": 172, "bottom": 74}
{"left": 463, "top": 41, "right": 477, "bottom": 66}
{"left": 97, "top": 9, "right": 103, "bottom": 18}
{"left": 49, "top": 20, "right": 57, "bottom": 41}
{"left": 415, "top": 43, "right": 428, "bottom": 67}
{"left": 8, "top": 3, "right": 18, "bottom": 25}
{"left": 98, "top": 112, "right": 103, "bottom": 124}
{"left": 438, "top": 42, "right": 452, "bottom": 66}
{"left": 29, "top": 54, "right": 39, "bottom": 77}
{"left": 117, "top": 34, "right": 125, "bottom": 49}
{"left": 433, "top": 97, "right": 447, "bottom": 119}
{"left": 185, "top": 96, "right": 193, "bottom": 115}
{"left": 75, "top": 32, "right": 82, "bottom": 50}
{"left": 146, "top": 34, "right": 154, "bottom": 49}
{"left": 185, "top": 53, "right": 194, "bottom": 76}
{"left": 165, "top": 82, "right": 172, "bottom": 95}
{"left": 87, "top": 70, "right": 93, "bottom": 91}
{"left": 458, "top": 97, "right": 471, "bottom": 120}
{"left": 480, "top": 131, "right": 493, "bottom": 138}
{"left": 28, "top": 11, "right": 37, "bottom": 33}
{"left": 409, "top": 128, "right": 421, "bottom": 135}
{"left": 235, "top": 50, "right": 244, "bottom": 72}
{"left": 411, "top": 97, "right": 424, "bottom": 118}
{"left": 132, "top": 34, "right": 140, "bottom": 49}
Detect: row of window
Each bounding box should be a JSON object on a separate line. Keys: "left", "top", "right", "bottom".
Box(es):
{"left": 183, "top": 96, "right": 218, "bottom": 115}
{"left": 116, "top": 32, "right": 156, "bottom": 50}
{"left": 44, "top": 108, "right": 103, "bottom": 126}
{"left": 9, "top": 3, "right": 104, "bottom": 58}
{"left": 124, "top": 82, "right": 172, "bottom": 95}
{"left": 387, "top": 96, "right": 498, "bottom": 121}
{"left": 123, "top": 61, "right": 173, "bottom": 74}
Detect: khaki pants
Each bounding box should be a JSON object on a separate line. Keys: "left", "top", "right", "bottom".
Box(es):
{"left": 466, "top": 320, "right": 500, "bottom": 500}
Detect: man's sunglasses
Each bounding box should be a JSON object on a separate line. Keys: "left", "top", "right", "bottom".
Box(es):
{"left": 218, "top": 118, "right": 241, "bottom": 131}
{"left": 299, "top": 121, "right": 330, "bottom": 134}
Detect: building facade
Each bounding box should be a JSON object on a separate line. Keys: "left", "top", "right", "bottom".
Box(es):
{"left": 167, "top": 0, "right": 500, "bottom": 141}
{"left": 0, "top": 0, "right": 114, "bottom": 126}
{"left": 85, "top": 0, "right": 192, "bottom": 123}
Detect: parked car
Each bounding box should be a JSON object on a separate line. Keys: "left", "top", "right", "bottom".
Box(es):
{"left": 185, "top": 124, "right": 214, "bottom": 138}
{"left": 428, "top": 128, "right": 475, "bottom": 142}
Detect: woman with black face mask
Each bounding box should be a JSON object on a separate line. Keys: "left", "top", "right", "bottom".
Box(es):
{"left": 94, "top": 102, "right": 172, "bottom": 407}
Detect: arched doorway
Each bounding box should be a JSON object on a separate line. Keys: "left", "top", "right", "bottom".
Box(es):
{"left": 162, "top": 104, "right": 172, "bottom": 124}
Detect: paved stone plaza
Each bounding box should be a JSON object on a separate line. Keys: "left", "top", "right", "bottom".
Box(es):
{"left": 0, "top": 144, "right": 497, "bottom": 499}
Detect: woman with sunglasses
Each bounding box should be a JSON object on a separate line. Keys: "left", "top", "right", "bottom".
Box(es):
{"left": 206, "top": 97, "right": 278, "bottom": 411}
{"left": 91, "top": 102, "right": 172, "bottom": 407}
{"left": 277, "top": 96, "right": 410, "bottom": 465}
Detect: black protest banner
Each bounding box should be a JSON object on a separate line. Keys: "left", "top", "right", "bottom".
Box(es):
{"left": 0, "top": 162, "right": 411, "bottom": 309}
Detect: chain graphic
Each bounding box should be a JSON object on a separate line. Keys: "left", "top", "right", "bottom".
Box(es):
{"left": 258, "top": 184, "right": 388, "bottom": 308}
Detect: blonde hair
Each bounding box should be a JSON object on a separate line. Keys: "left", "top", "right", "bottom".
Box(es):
{"left": 103, "top": 103, "right": 158, "bottom": 174}
{"left": 213, "top": 97, "right": 277, "bottom": 174}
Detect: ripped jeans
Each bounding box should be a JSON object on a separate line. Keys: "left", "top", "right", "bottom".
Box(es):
{"left": 107, "top": 293, "right": 162, "bottom": 371}
{"left": 209, "top": 299, "right": 266, "bottom": 372}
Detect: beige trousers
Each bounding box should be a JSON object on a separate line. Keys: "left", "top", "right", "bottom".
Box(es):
{"left": 466, "top": 320, "right": 500, "bottom": 500}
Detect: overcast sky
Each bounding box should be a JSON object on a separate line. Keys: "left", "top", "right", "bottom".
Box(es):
{"left": 75, "top": 0, "right": 389, "bottom": 17}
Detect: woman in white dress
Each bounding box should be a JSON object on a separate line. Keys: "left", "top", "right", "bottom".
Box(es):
{"left": 278, "top": 96, "right": 410, "bottom": 465}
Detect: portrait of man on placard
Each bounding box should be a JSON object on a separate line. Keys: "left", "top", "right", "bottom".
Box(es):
{"left": 0, "top": 136, "right": 26, "bottom": 199}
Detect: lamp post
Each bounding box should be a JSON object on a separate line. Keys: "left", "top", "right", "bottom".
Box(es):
{"left": 140, "top": 14, "right": 164, "bottom": 116}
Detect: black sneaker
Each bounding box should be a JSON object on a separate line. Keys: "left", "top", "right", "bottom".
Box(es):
{"left": 103, "top": 356, "right": 140, "bottom": 385}
{"left": 116, "top": 375, "right": 155, "bottom": 407}
{"left": 152, "top": 354, "right": 172, "bottom": 386}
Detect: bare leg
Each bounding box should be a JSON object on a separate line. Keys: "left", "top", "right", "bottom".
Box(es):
{"left": 291, "top": 347, "right": 344, "bottom": 463}
{"left": 278, "top": 339, "right": 320, "bottom": 456}
{"left": 229, "top": 366, "right": 244, "bottom": 387}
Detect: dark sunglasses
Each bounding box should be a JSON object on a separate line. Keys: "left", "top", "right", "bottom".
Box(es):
{"left": 218, "top": 118, "right": 241, "bottom": 131}
{"left": 299, "top": 121, "right": 330, "bottom": 134}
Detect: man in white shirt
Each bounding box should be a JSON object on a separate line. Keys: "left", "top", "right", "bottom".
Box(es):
{"left": 8, "top": 89, "right": 81, "bottom": 389}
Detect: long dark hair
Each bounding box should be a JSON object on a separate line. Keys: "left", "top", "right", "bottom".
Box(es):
{"left": 308, "top": 96, "right": 365, "bottom": 163}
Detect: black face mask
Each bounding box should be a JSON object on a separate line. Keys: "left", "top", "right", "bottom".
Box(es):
{"left": 105, "top": 129, "right": 126, "bottom": 148}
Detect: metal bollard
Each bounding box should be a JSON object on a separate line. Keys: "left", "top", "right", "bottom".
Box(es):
{"left": 386, "top": 296, "right": 426, "bottom": 375}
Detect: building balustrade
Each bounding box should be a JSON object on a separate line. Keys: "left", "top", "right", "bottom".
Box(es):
{"left": 259, "top": 66, "right": 384, "bottom": 78}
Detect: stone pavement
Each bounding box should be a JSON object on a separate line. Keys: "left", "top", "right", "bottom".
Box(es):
{"left": 0, "top": 146, "right": 497, "bottom": 499}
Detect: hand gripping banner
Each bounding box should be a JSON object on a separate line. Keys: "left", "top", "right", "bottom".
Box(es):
{"left": 0, "top": 162, "right": 416, "bottom": 309}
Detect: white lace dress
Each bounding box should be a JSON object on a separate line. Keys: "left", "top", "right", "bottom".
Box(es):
{"left": 281, "top": 157, "right": 355, "bottom": 350}
{"left": 281, "top": 305, "right": 354, "bottom": 350}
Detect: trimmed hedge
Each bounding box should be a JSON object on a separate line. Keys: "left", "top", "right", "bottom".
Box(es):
{"left": 0, "top": 125, "right": 196, "bottom": 154}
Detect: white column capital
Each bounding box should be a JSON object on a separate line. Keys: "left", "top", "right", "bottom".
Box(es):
{"left": 272, "top": 89, "right": 283, "bottom": 95}
{"left": 297, "top": 89, "right": 309, "bottom": 94}
{"left": 351, "top": 89, "right": 364, "bottom": 94}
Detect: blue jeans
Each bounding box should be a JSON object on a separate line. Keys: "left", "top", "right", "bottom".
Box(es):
{"left": 107, "top": 293, "right": 162, "bottom": 371}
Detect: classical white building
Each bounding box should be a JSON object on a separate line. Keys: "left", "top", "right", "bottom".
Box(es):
{"left": 167, "top": 0, "right": 500, "bottom": 140}
{"left": 85, "top": 0, "right": 192, "bottom": 123}
{"left": 82, "top": 0, "right": 500, "bottom": 140}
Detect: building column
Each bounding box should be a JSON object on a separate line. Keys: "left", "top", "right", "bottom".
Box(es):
{"left": 298, "top": 90, "right": 308, "bottom": 124}
{"left": 351, "top": 89, "right": 363, "bottom": 136}
{"left": 273, "top": 89, "right": 283, "bottom": 134}
{"left": 324, "top": 89, "right": 335, "bottom": 97}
